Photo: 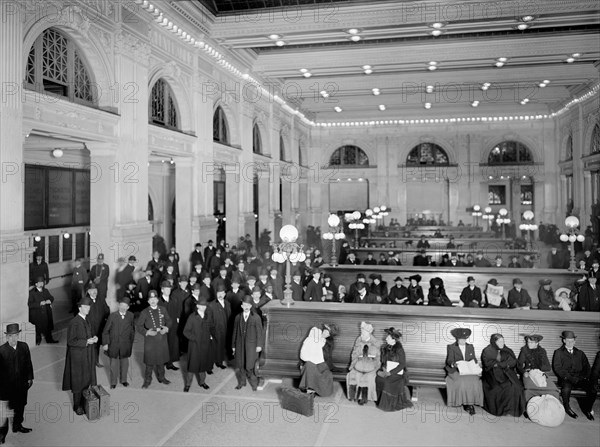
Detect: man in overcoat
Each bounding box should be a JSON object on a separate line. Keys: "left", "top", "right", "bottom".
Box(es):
{"left": 102, "top": 298, "right": 135, "bottom": 388}
{"left": 86, "top": 283, "right": 110, "bottom": 367}
{"left": 232, "top": 296, "right": 264, "bottom": 391}
{"left": 28, "top": 277, "right": 58, "bottom": 345}
{"left": 0, "top": 323, "right": 34, "bottom": 443}
{"left": 208, "top": 284, "right": 231, "bottom": 368}
{"left": 89, "top": 253, "right": 109, "bottom": 300}
{"left": 62, "top": 296, "right": 97, "bottom": 415}
{"left": 70, "top": 258, "right": 88, "bottom": 315}
{"left": 159, "top": 281, "right": 183, "bottom": 370}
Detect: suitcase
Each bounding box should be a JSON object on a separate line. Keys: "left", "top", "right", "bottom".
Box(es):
{"left": 82, "top": 388, "right": 100, "bottom": 421}
{"left": 92, "top": 385, "right": 111, "bottom": 417}
{"left": 277, "top": 387, "right": 314, "bottom": 417}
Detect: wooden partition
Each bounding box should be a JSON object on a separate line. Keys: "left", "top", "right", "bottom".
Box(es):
{"left": 320, "top": 265, "right": 584, "bottom": 307}
{"left": 260, "top": 301, "right": 600, "bottom": 388}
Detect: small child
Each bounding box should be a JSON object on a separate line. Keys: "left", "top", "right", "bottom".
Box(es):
{"left": 554, "top": 287, "right": 573, "bottom": 311}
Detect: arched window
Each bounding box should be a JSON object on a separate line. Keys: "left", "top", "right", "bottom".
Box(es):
{"left": 213, "top": 106, "right": 229, "bottom": 144}
{"left": 566, "top": 134, "right": 573, "bottom": 160}
{"left": 592, "top": 124, "right": 600, "bottom": 154}
{"left": 279, "top": 134, "right": 286, "bottom": 161}
{"left": 488, "top": 141, "right": 533, "bottom": 164}
{"left": 150, "top": 78, "right": 179, "bottom": 129}
{"left": 406, "top": 143, "right": 449, "bottom": 165}
{"left": 253, "top": 123, "right": 262, "bottom": 154}
{"left": 25, "top": 27, "right": 96, "bottom": 105}
{"left": 329, "top": 145, "right": 369, "bottom": 166}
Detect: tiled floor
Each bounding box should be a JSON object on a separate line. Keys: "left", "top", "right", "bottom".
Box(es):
{"left": 2, "top": 326, "right": 599, "bottom": 447}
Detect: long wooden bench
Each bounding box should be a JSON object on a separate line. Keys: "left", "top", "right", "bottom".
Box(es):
{"left": 259, "top": 302, "right": 600, "bottom": 399}
{"left": 364, "top": 237, "right": 513, "bottom": 248}
{"left": 320, "top": 265, "right": 584, "bottom": 307}
{"left": 373, "top": 230, "right": 495, "bottom": 238}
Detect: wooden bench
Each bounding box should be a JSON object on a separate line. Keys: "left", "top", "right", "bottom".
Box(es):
{"left": 259, "top": 302, "right": 600, "bottom": 399}
{"left": 373, "top": 230, "right": 495, "bottom": 238}
{"left": 319, "top": 265, "right": 584, "bottom": 307}
{"left": 364, "top": 237, "right": 513, "bottom": 248}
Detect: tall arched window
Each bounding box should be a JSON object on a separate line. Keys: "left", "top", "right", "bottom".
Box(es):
{"left": 591, "top": 124, "right": 600, "bottom": 154}
{"left": 25, "top": 27, "right": 96, "bottom": 105}
{"left": 566, "top": 133, "right": 573, "bottom": 160}
{"left": 279, "top": 134, "right": 286, "bottom": 161}
{"left": 213, "top": 106, "right": 229, "bottom": 144}
{"left": 329, "top": 145, "right": 369, "bottom": 166}
{"left": 150, "top": 78, "right": 179, "bottom": 129}
{"left": 406, "top": 143, "right": 449, "bottom": 165}
{"left": 488, "top": 141, "right": 533, "bottom": 164}
{"left": 253, "top": 123, "right": 262, "bottom": 154}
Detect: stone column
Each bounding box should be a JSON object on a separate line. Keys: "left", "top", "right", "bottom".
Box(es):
{"left": 225, "top": 169, "right": 241, "bottom": 246}
{"left": 175, "top": 158, "right": 193, "bottom": 275}
{"left": 257, "top": 170, "right": 272, "bottom": 236}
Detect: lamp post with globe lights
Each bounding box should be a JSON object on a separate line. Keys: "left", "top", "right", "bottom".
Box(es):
{"left": 482, "top": 206, "right": 494, "bottom": 231}
{"left": 518, "top": 210, "right": 538, "bottom": 250}
{"left": 496, "top": 208, "right": 510, "bottom": 239}
{"left": 322, "top": 214, "right": 345, "bottom": 266}
{"left": 471, "top": 205, "right": 482, "bottom": 228}
{"left": 363, "top": 209, "right": 377, "bottom": 239}
{"left": 559, "top": 216, "right": 585, "bottom": 272}
{"left": 271, "top": 225, "right": 307, "bottom": 307}
{"left": 346, "top": 211, "right": 365, "bottom": 248}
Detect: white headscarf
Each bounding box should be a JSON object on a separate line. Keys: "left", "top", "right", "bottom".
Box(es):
{"left": 300, "top": 327, "right": 326, "bottom": 364}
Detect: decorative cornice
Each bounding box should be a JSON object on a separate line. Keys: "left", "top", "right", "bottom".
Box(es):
{"left": 115, "top": 30, "right": 151, "bottom": 64}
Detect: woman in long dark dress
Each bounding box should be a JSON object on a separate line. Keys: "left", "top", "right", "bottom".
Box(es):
{"left": 481, "top": 333, "right": 525, "bottom": 416}
{"left": 299, "top": 323, "right": 338, "bottom": 397}
{"left": 183, "top": 295, "right": 215, "bottom": 392}
{"left": 516, "top": 334, "right": 559, "bottom": 401}
{"left": 427, "top": 277, "right": 452, "bottom": 306}
{"left": 375, "top": 327, "right": 413, "bottom": 412}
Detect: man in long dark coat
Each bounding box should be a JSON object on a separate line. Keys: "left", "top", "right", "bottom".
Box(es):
{"left": 136, "top": 290, "right": 172, "bottom": 388}
{"left": 0, "top": 323, "right": 34, "bottom": 443}
{"left": 62, "top": 296, "right": 97, "bottom": 415}
{"left": 27, "top": 277, "right": 58, "bottom": 345}
{"left": 232, "top": 296, "right": 264, "bottom": 391}
{"left": 183, "top": 295, "right": 215, "bottom": 392}
{"left": 115, "top": 255, "right": 137, "bottom": 300}
{"left": 158, "top": 281, "right": 183, "bottom": 370}
{"left": 89, "top": 253, "right": 110, "bottom": 300}
{"left": 86, "top": 283, "right": 110, "bottom": 368}
{"left": 29, "top": 254, "right": 49, "bottom": 286}
{"left": 101, "top": 298, "right": 135, "bottom": 389}
{"left": 70, "top": 258, "right": 88, "bottom": 315}
{"left": 208, "top": 284, "right": 231, "bottom": 369}
{"left": 172, "top": 275, "right": 190, "bottom": 354}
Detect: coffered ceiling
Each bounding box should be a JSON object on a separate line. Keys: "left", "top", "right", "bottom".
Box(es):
{"left": 189, "top": 0, "right": 600, "bottom": 122}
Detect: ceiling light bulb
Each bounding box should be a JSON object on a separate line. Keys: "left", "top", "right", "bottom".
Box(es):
{"left": 427, "top": 66, "right": 437, "bottom": 71}
{"left": 349, "top": 35, "right": 361, "bottom": 42}
{"left": 303, "top": 72, "right": 312, "bottom": 78}
{"left": 566, "top": 57, "right": 575, "bottom": 63}
{"left": 334, "top": 107, "right": 342, "bottom": 112}
{"left": 268, "top": 34, "right": 280, "bottom": 40}
{"left": 431, "top": 30, "right": 443, "bottom": 36}
{"left": 522, "top": 15, "right": 534, "bottom": 22}
{"left": 539, "top": 83, "right": 546, "bottom": 87}
{"left": 497, "top": 57, "right": 507, "bottom": 62}
{"left": 378, "top": 105, "right": 386, "bottom": 111}
{"left": 275, "top": 40, "right": 285, "bottom": 46}
{"left": 429, "top": 61, "right": 437, "bottom": 65}
{"left": 372, "top": 89, "right": 380, "bottom": 95}
{"left": 364, "top": 69, "right": 372, "bottom": 74}
{"left": 431, "top": 22, "right": 444, "bottom": 29}
{"left": 424, "top": 103, "right": 432, "bottom": 109}
{"left": 543, "top": 80, "right": 550, "bottom": 84}
{"left": 495, "top": 62, "right": 505, "bottom": 67}
{"left": 517, "top": 23, "right": 529, "bottom": 30}
{"left": 362, "top": 65, "right": 371, "bottom": 70}
{"left": 472, "top": 101, "right": 479, "bottom": 107}
{"left": 426, "top": 85, "right": 434, "bottom": 93}
{"left": 572, "top": 53, "right": 581, "bottom": 57}
{"left": 347, "top": 28, "right": 360, "bottom": 35}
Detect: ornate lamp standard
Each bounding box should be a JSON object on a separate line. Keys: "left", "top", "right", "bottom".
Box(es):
{"left": 271, "top": 225, "right": 306, "bottom": 307}
{"left": 482, "top": 206, "right": 494, "bottom": 231}
{"left": 346, "top": 211, "right": 364, "bottom": 248}
{"left": 322, "top": 214, "right": 345, "bottom": 266}
{"left": 559, "top": 216, "right": 585, "bottom": 272}
{"left": 471, "top": 205, "right": 482, "bottom": 228}
{"left": 518, "top": 210, "right": 538, "bottom": 250}
{"left": 497, "top": 208, "right": 511, "bottom": 239}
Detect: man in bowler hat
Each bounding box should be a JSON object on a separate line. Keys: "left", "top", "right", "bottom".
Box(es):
{"left": 0, "top": 323, "right": 34, "bottom": 443}
{"left": 102, "top": 298, "right": 135, "bottom": 389}
{"left": 552, "top": 330, "right": 596, "bottom": 420}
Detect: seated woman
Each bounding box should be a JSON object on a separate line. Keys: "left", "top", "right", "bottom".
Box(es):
{"left": 537, "top": 279, "right": 560, "bottom": 310}
{"left": 299, "top": 323, "right": 339, "bottom": 397}
{"left": 427, "top": 277, "right": 452, "bottom": 306}
{"left": 516, "top": 334, "right": 559, "bottom": 402}
{"left": 407, "top": 275, "right": 424, "bottom": 305}
{"left": 445, "top": 328, "right": 484, "bottom": 415}
{"left": 507, "top": 278, "right": 532, "bottom": 309}
{"left": 346, "top": 322, "right": 380, "bottom": 405}
{"left": 375, "top": 327, "right": 413, "bottom": 412}
{"left": 481, "top": 333, "right": 525, "bottom": 417}
{"left": 482, "top": 279, "right": 507, "bottom": 308}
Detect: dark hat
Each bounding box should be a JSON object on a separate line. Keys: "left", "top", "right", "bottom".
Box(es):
{"left": 219, "top": 265, "right": 227, "bottom": 271}
{"left": 196, "top": 295, "right": 208, "bottom": 306}
{"left": 78, "top": 296, "right": 93, "bottom": 306}
{"left": 513, "top": 278, "right": 523, "bottom": 285}
{"left": 291, "top": 270, "right": 302, "bottom": 277}
{"left": 467, "top": 276, "right": 475, "bottom": 282}
{"left": 148, "top": 290, "right": 159, "bottom": 298}
{"left": 179, "top": 275, "right": 189, "bottom": 282}
{"left": 192, "top": 283, "right": 202, "bottom": 291}
{"left": 430, "top": 277, "right": 443, "bottom": 287}
{"left": 450, "top": 328, "right": 471, "bottom": 340}
{"left": 259, "top": 268, "right": 268, "bottom": 276}
{"left": 409, "top": 274, "right": 422, "bottom": 283}
{"left": 242, "top": 295, "right": 253, "bottom": 305}
{"left": 97, "top": 253, "right": 104, "bottom": 260}
{"left": 252, "top": 286, "right": 262, "bottom": 294}
{"left": 200, "top": 271, "right": 211, "bottom": 280}
{"left": 356, "top": 273, "right": 366, "bottom": 279}
{"left": 561, "top": 330, "right": 577, "bottom": 339}
{"left": 539, "top": 279, "right": 552, "bottom": 286}
{"left": 34, "top": 276, "right": 45, "bottom": 284}
{"left": 231, "top": 273, "right": 242, "bottom": 284}
{"left": 312, "top": 268, "right": 322, "bottom": 275}
{"left": 119, "top": 297, "right": 131, "bottom": 306}
{"left": 87, "top": 282, "right": 98, "bottom": 290}
{"left": 322, "top": 273, "right": 331, "bottom": 279}
{"left": 384, "top": 327, "right": 402, "bottom": 340}
{"left": 128, "top": 255, "right": 137, "bottom": 262}
{"left": 369, "top": 273, "right": 382, "bottom": 280}
{"left": 487, "top": 278, "right": 498, "bottom": 286}
{"left": 394, "top": 276, "right": 403, "bottom": 282}
{"left": 357, "top": 282, "right": 365, "bottom": 290}
{"left": 495, "top": 255, "right": 503, "bottom": 260}
{"left": 4, "top": 323, "right": 21, "bottom": 335}
{"left": 215, "top": 284, "right": 226, "bottom": 293}
{"left": 524, "top": 334, "right": 543, "bottom": 342}
{"left": 321, "top": 323, "right": 339, "bottom": 337}
{"left": 160, "top": 281, "right": 172, "bottom": 288}
{"left": 247, "top": 275, "right": 256, "bottom": 281}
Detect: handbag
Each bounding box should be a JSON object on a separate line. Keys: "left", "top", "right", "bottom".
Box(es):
{"left": 353, "top": 357, "right": 378, "bottom": 374}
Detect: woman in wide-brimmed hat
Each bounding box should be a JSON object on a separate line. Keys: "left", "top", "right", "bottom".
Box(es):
{"left": 299, "top": 323, "right": 339, "bottom": 397}
{"left": 375, "top": 328, "right": 413, "bottom": 412}
{"left": 516, "top": 334, "right": 559, "bottom": 402}
{"left": 427, "top": 277, "right": 452, "bottom": 306}
{"left": 445, "top": 328, "right": 484, "bottom": 415}
{"left": 407, "top": 275, "right": 424, "bottom": 305}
